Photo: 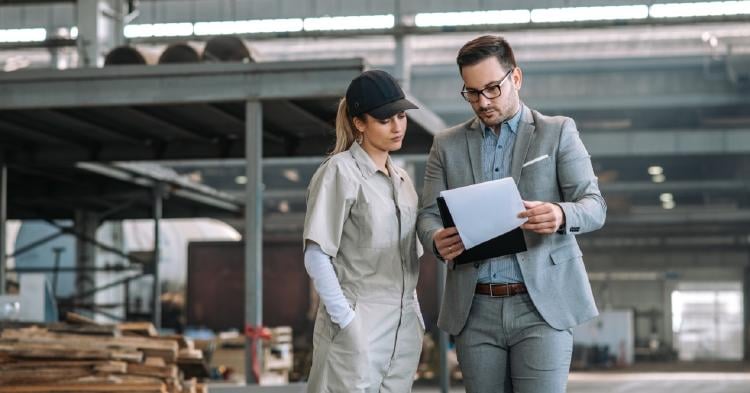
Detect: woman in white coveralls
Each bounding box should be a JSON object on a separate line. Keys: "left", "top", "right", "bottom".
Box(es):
{"left": 303, "top": 70, "right": 425, "bottom": 393}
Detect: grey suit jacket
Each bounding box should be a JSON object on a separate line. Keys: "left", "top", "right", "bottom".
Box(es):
{"left": 417, "top": 105, "right": 606, "bottom": 335}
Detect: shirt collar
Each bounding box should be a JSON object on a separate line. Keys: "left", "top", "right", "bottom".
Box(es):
{"left": 348, "top": 142, "right": 404, "bottom": 181}
{"left": 480, "top": 104, "right": 524, "bottom": 137}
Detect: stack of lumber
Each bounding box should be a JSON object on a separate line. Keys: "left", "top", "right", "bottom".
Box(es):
{"left": 0, "top": 316, "right": 208, "bottom": 393}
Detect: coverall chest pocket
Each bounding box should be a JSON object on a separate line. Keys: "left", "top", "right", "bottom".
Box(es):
{"left": 398, "top": 205, "right": 417, "bottom": 233}
{"left": 356, "top": 201, "right": 399, "bottom": 249}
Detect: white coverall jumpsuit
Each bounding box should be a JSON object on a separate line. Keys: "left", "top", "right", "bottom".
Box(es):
{"left": 303, "top": 142, "right": 424, "bottom": 393}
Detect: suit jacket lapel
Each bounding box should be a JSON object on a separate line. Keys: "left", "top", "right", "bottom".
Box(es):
{"left": 510, "top": 107, "right": 536, "bottom": 184}
{"left": 465, "top": 118, "right": 484, "bottom": 184}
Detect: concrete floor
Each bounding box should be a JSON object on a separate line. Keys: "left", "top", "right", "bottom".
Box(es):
{"left": 208, "top": 363, "right": 750, "bottom": 393}
{"left": 413, "top": 362, "right": 750, "bottom": 393}
{"left": 414, "top": 372, "right": 750, "bottom": 393}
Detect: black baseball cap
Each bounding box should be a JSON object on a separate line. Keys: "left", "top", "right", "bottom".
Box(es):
{"left": 345, "top": 70, "right": 418, "bottom": 120}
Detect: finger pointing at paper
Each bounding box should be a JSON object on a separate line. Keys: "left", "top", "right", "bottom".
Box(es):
{"left": 518, "top": 200, "right": 566, "bottom": 235}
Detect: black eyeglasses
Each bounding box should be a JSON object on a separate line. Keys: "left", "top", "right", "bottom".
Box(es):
{"left": 460, "top": 68, "right": 514, "bottom": 103}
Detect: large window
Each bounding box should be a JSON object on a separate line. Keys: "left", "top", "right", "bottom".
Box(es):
{"left": 672, "top": 283, "right": 743, "bottom": 361}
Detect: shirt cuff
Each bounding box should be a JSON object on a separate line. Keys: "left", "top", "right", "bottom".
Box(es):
{"left": 339, "top": 308, "right": 356, "bottom": 329}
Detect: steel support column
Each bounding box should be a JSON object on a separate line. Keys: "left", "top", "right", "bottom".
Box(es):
{"left": 76, "top": 0, "right": 125, "bottom": 67}
{"left": 245, "top": 100, "right": 264, "bottom": 385}
{"left": 393, "top": 0, "right": 411, "bottom": 92}
{"left": 0, "top": 165, "right": 6, "bottom": 295}
{"left": 744, "top": 265, "right": 750, "bottom": 361}
{"left": 152, "top": 184, "right": 164, "bottom": 329}
{"left": 74, "top": 210, "right": 99, "bottom": 318}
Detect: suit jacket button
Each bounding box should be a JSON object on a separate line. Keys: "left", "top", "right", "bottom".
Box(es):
{"left": 473, "top": 262, "right": 480, "bottom": 268}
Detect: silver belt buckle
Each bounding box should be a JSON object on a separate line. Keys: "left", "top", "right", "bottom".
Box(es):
{"left": 489, "top": 283, "right": 510, "bottom": 298}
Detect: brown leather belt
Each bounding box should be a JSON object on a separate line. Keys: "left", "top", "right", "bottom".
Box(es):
{"left": 475, "top": 283, "right": 527, "bottom": 298}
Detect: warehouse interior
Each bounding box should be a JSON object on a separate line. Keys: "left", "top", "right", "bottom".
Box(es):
{"left": 0, "top": 0, "right": 749, "bottom": 392}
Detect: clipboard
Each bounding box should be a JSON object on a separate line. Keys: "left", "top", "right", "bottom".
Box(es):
{"left": 437, "top": 196, "right": 527, "bottom": 265}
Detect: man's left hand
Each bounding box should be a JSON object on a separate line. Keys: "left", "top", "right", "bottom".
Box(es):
{"left": 518, "top": 201, "right": 565, "bottom": 234}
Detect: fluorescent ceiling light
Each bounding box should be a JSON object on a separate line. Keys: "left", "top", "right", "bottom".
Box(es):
{"left": 650, "top": 1, "right": 750, "bottom": 18}
{"left": 194, "top": 19, "right": 303, "bottom": 35}
{"left": 0, "top": 28, "right": 46, "bottom": 43}
{"left": 659, "top": 193, "right": 674, "bottom": 203}
{"left": 124, "top": 23, "right": 193, "bottom": 38}
{"left": 414, "top": 10, "right": 531, "bottom": 27}
{"left": 647, "top": 166, "right": 663, "bottom": 176}
{"left": 303, "top": 14, "right": 394, "bottom": 31}
{"left": 531, "top": 5, "right": 649, "bottom": 23}
{"left": 282, "top": 169, "right": 300, "bottom": 183}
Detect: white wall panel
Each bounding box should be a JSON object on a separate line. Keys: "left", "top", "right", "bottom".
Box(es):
{"left": 247, "top": 0, "right": 285, "bottom": 20}
{"left": 50, "top": 4, "right": 75, "bottom": 29}
{"left": 161, "top": 0, "right": 195, "bottom": 23}
{"left": 0, "top": 6, "right": 24, "bottom": 29}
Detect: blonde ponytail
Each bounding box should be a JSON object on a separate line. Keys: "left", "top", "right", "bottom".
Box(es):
{"left": 331, "top": 98, "right": 359, "bottom": 155}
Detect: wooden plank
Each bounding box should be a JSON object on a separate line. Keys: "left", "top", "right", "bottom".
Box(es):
{"left": 110, "top": 374, "right": 168, "bottom": 385}
{"left": 118, "top": 322, "right": 158, "bottom": 337}
{"left": 0, "top": 343, "right": 112, "bottom": 360}
{"left": 2, "top": 329, "right": 177, "bottom": 362}
{"left": 94, "top": 361, "right": 129, "bottom": 373}
{"left": 137, "top": 348, "right": 175, "bottom": 362}
{"left": 2, "top": 328, "right": 178, "bottom": 351}
{"left": 0, "top": 368, "right": 92, "bottom": 385}
{"left": 0, "top": 360, "right": 127, "bottom": 373}
{"left": 177, "top": 348, "right": 202, "bottom": 361}
{"left": 0, "top": 383, "right": 166, "bottom": 393}
{"left": 127, "top": 363, "right": 178, "bottom": 379}
{"left": 49, "top": 323, "right": 117, "bottom": 337}
{"left": 159, "top": 335, "right": 192, "bottom": 350}
{"left": 0, "top": 351, "right": 13, "bottom": 363}
{"left": 0, "top": 343, "right": 142, "bottom": 362}
{"left": 110, "top": 350, "right": 145, "bottom": 363}
{"left": 64, "top": 312, "right": 98, "bottom": 325}
{"left": 144, "top": 357, "right": 167, "bottom": 367}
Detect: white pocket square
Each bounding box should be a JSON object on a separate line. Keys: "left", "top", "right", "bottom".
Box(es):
{"left": 522, "top": 154, "right": 549, "bottom": 168}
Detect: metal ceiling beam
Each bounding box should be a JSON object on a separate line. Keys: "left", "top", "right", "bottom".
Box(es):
{"left": 10, "top": 140, "right": 245, "bottom": 163}
{"left": 257, "top": 180, "right": 750, "bottom": 202}
{"left": 606, "top": 209, "right": 750, "bottom": 225}
{"left": 32, "top": 109, "right": 144, "bottom": 143}
{"left": 600, "top": 180, "right": 750, "bottom": 193}
{"left": 0, "top": 60, "right": 365, "bottom": 110}
{"left": 262, "top": 100, "right": 333, "bottom": 137}
{"left": 136, "top": 104, "right": 245, "bottom": 139}
{"left": 582, "top": 129, "right": 750, "bottom": 156}
{"left": 76, "top": 162, "right": 242, "bottom": 213}
{"left": 68, "top": 106, "right": 205, "bottom": 143}
{"left": 412, "top": 55, "right": 750, "bottom": 120}
{"left": 0, "top": 39, "right": 76, "bottom": 51}
{"left": 0, "top": 118, "right": 74, "bottom": 146}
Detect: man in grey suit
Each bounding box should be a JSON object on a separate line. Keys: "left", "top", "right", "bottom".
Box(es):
{"left": 417, "top": 35, "right": 606, "bottom": 392}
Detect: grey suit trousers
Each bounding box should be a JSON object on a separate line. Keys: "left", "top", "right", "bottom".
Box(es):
{"left": 455, "top": 293, "right": 573, "bottom": 393}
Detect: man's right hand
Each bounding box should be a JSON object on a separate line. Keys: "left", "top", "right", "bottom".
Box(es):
{"left": 433, "top": 227, "right": 465, "bottom": 261}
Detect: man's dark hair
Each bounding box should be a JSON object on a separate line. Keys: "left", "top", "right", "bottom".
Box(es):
{"left": 456, "top": 35, "right": 517, "bottom": 73}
